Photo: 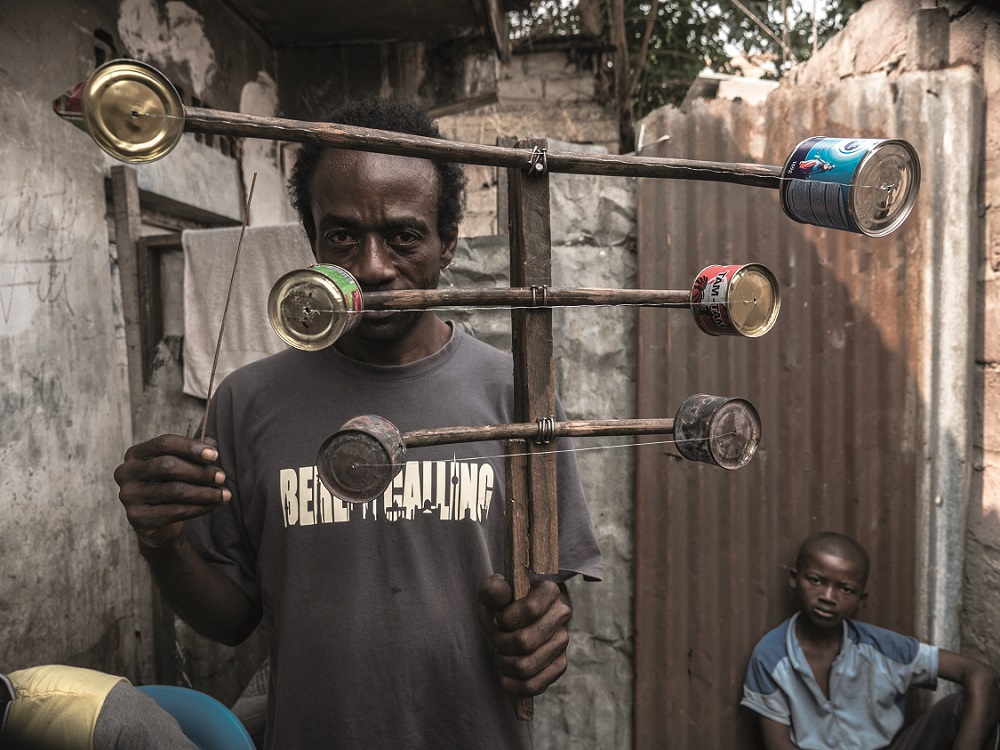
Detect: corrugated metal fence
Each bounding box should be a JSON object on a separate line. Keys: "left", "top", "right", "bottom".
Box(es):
{"left": 634, "top": 66, "right": 984, "bottom": 748}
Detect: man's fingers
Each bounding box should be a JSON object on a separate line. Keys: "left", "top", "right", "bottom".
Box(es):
{"left": 497, "top": 649, "right": 569, "bottom": 697}
{"left": 478, "top": 574, "right": 512, "bottom": 613}
{"left": 123, "top": 434, "right": 220, "bottom": 465}
{"left": 116, "top": 450, "right": 227, "bottom": 493}
{"left": 494, "top": 580, "right": 561, "bottom": 632}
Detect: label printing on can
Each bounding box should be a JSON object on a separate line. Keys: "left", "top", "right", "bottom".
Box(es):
{"left": 780, "top": 136, "right": 919, "bottom": 237}
{"left": 690, "top": 263, "right": 779, "bottom": 338}
{"left": 269, "top": 264, "right": 363, "bottom": 350}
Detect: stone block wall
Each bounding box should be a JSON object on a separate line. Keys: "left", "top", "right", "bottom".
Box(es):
{"left": 439, "top": 141, "right": 636, "bottom": 749}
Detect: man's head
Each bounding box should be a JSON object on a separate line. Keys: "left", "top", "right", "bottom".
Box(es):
{"left": 286, "top": 97, "right": 468, "bottom": 348}
{"left": 790, "top": 532, "right": 869, "bottom": 632}
{"left": 287, "top": 96, "right": 467, "bottom": 249}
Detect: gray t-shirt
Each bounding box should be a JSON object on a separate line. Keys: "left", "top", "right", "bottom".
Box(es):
{"left": 196, "top": 324, "right": 603, "bottom": 749}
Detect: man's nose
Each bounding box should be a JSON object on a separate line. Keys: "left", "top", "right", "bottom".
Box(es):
{"left": 818, "top": 586, "right": 836, "bottom": 603}
{"left": 353, "top": 238, "right": 396, "bottom": 286}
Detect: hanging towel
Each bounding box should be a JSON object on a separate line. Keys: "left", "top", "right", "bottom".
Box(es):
{"left": 182, "top": 223, "right": 314, "bottom": 399}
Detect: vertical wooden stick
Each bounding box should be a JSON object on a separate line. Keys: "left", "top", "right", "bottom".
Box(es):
{"left": 507, "top": 140, "right": 559, "bottom": 575}
{"left": 504, "top": 440, "right": 533, "bottom": 720}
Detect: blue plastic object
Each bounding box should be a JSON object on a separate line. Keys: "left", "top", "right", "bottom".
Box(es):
{"left": 138, "top": 685, "right": 256, "bottom": 750}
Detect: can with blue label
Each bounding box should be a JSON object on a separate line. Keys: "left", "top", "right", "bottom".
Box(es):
{"left": 780, "top": 137, "right": 920, "bottom": 237}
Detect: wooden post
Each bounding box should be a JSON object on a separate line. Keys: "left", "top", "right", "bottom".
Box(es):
{"left": 110, "top": 166, "right": 175, "bottom": 686}
{"left": 506, "top": 138, "right": 558, "bottom": 575}
{"left": 111, "top": 166, "right": 147, "bottom": 402}
{"left": 504, "top": 441, "right": 533, "bottom": 720}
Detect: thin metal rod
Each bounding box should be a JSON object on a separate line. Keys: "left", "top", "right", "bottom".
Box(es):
{"left": 363, "top": 287, "right": 692, "bottom": 309}
{"left": 401, "top": 418, "right": 676, "bottom": 448}
{"left": 199, "top": 172, "right": 257, "bottom": 441}
{"left": 183, "top": 107, "right": 782, "bottom": 189}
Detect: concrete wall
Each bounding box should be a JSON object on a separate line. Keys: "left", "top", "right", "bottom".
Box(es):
{"left": 438, "top": 44, "right": 619, "bottom": 237}
{"left": 781, "top": 0, "right": 1000, "bottom": 679}
{"left": 438, "top": 145, "right": 636, "bottom": 749}
{"left": 1, "top": 2, "right": 628, "bottom": 746}
{"left": 0, "top": 0, "right": 286, "bottom": 684}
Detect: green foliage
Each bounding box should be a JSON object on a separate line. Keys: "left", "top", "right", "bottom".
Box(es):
{"left": 508, "top": 0, "right": 862, "bottom": 121}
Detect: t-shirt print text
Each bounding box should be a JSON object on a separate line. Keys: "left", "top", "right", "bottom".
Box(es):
{"left": 279, "top": 459, "right": 497, "bottom": 526}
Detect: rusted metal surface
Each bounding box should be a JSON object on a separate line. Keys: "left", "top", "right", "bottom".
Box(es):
{"left": 635, "top": 82, "right": 934, "bottom": 748}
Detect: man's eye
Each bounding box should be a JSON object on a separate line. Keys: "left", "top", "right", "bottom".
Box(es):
{"left": 392, "top": 231, "right": 420, "bottom": 246}
{"left": 326, "top": 231, "right": 354, "bottom": 245}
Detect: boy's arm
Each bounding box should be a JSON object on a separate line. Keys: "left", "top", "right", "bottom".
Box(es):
{"left": 937, "top": 649, "right": 1000, "bottom": 750}
{"left": 759, "top": 716, "right": 799, "bottom": 750}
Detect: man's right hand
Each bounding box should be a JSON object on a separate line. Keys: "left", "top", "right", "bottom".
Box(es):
{"left": 114, "top": 434, "right": 231, "bottom": 549}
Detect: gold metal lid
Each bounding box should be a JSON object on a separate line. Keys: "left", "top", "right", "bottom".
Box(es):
{"left": 727, "top": 264, "right": 781, "bottom": 337}
{"left": 81, "top": 60, "right": 184, "bottom": 163}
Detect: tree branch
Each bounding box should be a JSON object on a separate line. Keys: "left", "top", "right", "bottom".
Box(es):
{"left": 625, "top": 0, "right": 661, "bottom": 103}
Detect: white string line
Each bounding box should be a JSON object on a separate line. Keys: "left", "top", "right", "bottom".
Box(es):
{"left": 139, "top": 112, "right": 898, "bottom": 190}
{"left": 349, "top": 431, "right": 736, "bottom": 468}
{"left": 327, "top": 303, "right": 690, "bottom": 314}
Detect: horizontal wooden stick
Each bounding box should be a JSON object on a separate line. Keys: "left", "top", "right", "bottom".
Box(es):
{"left": 402, "top": 418, "right": 676, "bottom": 448}
{"left": 184, "top": 107, "right": 783, "bottom": 189}
{"left": 363, "top": 287, "right": 691, "bottom": 309}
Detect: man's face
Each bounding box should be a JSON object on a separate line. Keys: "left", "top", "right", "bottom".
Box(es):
{"left": 308, "top": 149, "right": 456, "bottom": 343}
{"left": 790, "top": 550, "right": 867, "bottom": 632}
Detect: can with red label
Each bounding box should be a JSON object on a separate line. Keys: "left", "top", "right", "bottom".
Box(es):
{"left": 690, "top": 263, "right": 780, "bottom": 338}
{"left": 780, "top": 136, "right": 920, "bottom": 237}
{"left": 268, "top": 264, "right": 364, "bottom": 350}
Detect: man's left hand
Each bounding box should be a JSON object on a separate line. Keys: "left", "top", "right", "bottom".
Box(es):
{"left": 477, "top": 574, "right": 572, "bottom": 697}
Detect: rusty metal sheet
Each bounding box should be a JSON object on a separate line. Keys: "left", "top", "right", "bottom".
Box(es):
{"left": 635, "top": 85, "right": 930, "bottom": 748}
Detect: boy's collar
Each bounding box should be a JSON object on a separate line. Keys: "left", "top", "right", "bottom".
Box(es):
{"left": 786, "top": 612, "right": 850, "bottom": 673}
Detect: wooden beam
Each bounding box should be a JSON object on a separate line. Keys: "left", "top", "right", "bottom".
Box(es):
{"left": 503, "top": 440, "right": 533, "bottom": 720}
{"left": 111, "top": 166, "right": 147, "bottom": 403}
{"left": 507, "top": 138, "right": 558, "bottom": 575}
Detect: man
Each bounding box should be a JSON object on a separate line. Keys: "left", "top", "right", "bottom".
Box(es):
{"left": 742, "top": 532, "right": 999, "bottom": 750}
{"left": 114, "top": 97, "right": 603, "bottom": 749}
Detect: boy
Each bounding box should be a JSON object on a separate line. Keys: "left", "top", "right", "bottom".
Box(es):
{"left": 742, "top": 532, "right": 1000, "bottom": 750}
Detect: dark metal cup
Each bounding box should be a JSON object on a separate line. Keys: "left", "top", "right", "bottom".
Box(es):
{"left": 316, "top": 415, "right": 405, "bottom": 503}
{"left": 673, "top": 394, "right": 761, "bottom": 470}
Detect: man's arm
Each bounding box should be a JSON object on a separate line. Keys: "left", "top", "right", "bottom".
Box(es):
{"left": 114, "top": 434, "right": 261, "bottom": 646}
{"left": 476, "top": 574, "right": 572, "bottom": 697}
{"left": 937, "top": 649, "right": 1000, "bottom": 750}
{"left": 758, "top": 715, "right": 799, "bottom": 750}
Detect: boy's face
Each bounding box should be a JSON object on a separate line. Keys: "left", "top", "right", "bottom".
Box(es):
{"left": 790, "top": 550, "right": 868, "bottom": 632}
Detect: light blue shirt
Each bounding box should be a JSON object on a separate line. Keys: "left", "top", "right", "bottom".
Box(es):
{"left": 741, "top": 613, "right": 938, "bottom": 750}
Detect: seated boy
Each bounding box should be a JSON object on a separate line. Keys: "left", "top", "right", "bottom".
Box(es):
{"left": 741, "top": 532, "right": 1000, "bottom": 750}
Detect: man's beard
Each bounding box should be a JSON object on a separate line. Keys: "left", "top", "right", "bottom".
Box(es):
{"left": 352, "top": 309, "right": 426, "bottom": 343}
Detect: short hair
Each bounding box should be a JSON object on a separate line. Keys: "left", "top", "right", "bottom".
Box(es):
{"left": 287, "top": 96, "right": 467, "bottom": 247}
{"left": 795, "top": 532, "right": 870, "bottom": 585}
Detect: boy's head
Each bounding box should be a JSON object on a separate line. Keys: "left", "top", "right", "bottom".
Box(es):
{"left": 790, "top": 532, "right": 869, "bottom": 631}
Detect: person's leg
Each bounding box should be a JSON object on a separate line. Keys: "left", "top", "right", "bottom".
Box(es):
{"left": 93, "top": 681, "right": 198, "bottom": 750}
{"left": 887, "top": 693, "right": 963, "bottom": 750}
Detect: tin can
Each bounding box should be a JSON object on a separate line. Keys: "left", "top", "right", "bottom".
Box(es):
{"left": 780, "top": 136, "right": 920, "bottom": 237}
{"left": 317, "top": 415, "right": 405, "bottom": 503}
{"left": 268, "top": 264, "right": 364, "bottom": 351}
{"left": 78, "top": 60, "right": 185, "bottom": 164}
{"left": 690, "top": 263, "right": 780, "bottom": 338}
{"left": 673, "top": 394, "right": 761, "bottom": 470}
